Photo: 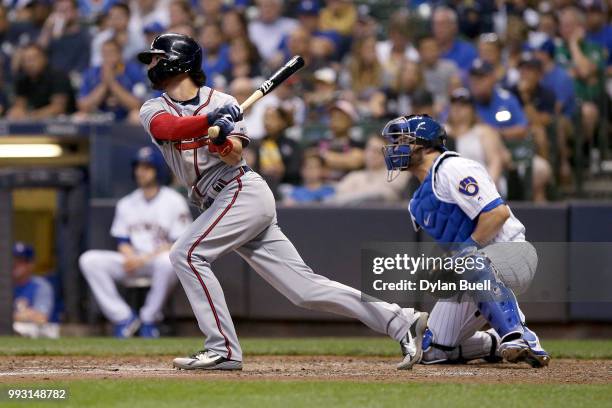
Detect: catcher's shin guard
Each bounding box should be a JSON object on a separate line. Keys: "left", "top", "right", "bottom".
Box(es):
{"left": 462, "top": 255, "right": 524, "bottom": 340}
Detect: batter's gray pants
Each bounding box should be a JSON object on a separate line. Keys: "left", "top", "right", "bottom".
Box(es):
{"left": 169, "top": 171, "right": 417, "bottom": 361}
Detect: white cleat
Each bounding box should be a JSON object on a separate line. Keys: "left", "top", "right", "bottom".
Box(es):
{"left": 397, "top": 312, "right": 429, "bottom": 370}
{"left": 173, "top": 350, "right": 243, "bottom": 371}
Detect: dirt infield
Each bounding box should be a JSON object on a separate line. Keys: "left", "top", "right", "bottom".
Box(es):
{"left": 0, "top": 356, "right": 609, "bottom": 384}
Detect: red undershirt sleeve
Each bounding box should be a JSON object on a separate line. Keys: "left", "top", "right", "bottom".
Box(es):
{"left": 149, "top": 113, "right": 210, "bottom": 141}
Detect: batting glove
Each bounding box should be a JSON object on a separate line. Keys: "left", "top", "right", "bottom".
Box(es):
{"left": 217, "top": 104, "right": 243, "bottom": 122}
{"left": 211, "top": 114, "right": 235, "bottom": 145}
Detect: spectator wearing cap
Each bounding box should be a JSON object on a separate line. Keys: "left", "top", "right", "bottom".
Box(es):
{"left": 143, "top": 21, "right": 165, "bottom": 46}
{"left": 12, "top": 242, "right": 59, "bottom": 339}
{"left": 582, "top": 0, "right": 612, "bottom": 70}
{"left": 292, "top": 0, "right": 341, "bottom": 60}
{"left": 444, "top": 87, "right": 509, "bottom": 190}
{"left": 383, "top": 59, "right": 425, "bottom": 118}
{"left": 417, "top": 34, "right": 461, "bottom": 115}
{"left": 198, "top": 22, "right": 231, "bottom": 88}
{"left": 254, "top": 105, "right": 303, "bottom": 197}
{"left": 90, "top": 2, "right": 146, "bottom": 67}
{"left": 432, "top": 6, "right": 478, "bottom": 71}
{"left": 314, "top": 100, "right": 364, "bottom": 180}
{"left": 248, "top": 0, "right": 298, "bottom": 63}
{"left": 557, "top": 6, "right": 605, "bottom": 144}
{"left": 282, "top": 153, "right": 335, "bottom": 205}
{"left": 77, "top": 38, "right": 146, "bottom": 122}
{"left": 375, "top": 9, "right": 418, "bottom": 83}
{"left": 468, "top": 58, "right": 552, "bottom": 202}
{"left": 37, "top": 0, "right": 91, "bottom": 75}
{"left": 511, "top": 53, "right": 559, "bottom": 178}
{"left": 8, "top": 43, "right": 75, "bottom": 120}
{"left": 304, "top": 67, "right": 338, "bottom": 124}
{"left": 330, "top": 135, "right": 409, "bottom": 205}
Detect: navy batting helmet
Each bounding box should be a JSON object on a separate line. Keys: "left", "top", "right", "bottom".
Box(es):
{"left": 137, "top": 33, "right": 206, "bottom": 90}
{"left": 132, "top": 146, "right": 169, "bottom": 184}
{"left": 381, "top": 115, "right": 447, "bottom": 181}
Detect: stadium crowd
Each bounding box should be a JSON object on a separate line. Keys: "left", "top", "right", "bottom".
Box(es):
{"left": 0, "top": 0, "right": 610, "bottom": 203}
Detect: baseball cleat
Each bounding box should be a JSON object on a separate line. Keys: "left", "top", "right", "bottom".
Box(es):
{"left": 139, "top": 323, "right": 160, "bottom": 338}
{"left": 499, "top": 329, "right": 550, "bottom": 368}
{"left": 113, "top": 314, "right": 140, "bottom": 338}
{"left": 397, "top": 312, "right": 429, "bottom": 370}
{"left": 173, "top": 350, "right": 243, "bottom": 371}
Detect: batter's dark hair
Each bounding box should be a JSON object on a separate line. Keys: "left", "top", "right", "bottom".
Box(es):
{"left": 189, "top": 71, "right": 207, "bottom": 87}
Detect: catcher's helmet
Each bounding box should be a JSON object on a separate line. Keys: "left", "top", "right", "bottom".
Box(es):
{"left": 381, "top": 114, "right": 447, "bottom": 181}
{"left": 132, "top": 146, "right": 169, "bottom": 184}
{"left": 137, "top": 33, "right": 206, "bottom": 89}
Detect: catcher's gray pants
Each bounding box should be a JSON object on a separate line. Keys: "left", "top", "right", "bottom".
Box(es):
{"left": 169, "top": 171, "right": 416, "bottom": 361}
{"left": 423, "top": 242, "right": 538, "bottom": 361}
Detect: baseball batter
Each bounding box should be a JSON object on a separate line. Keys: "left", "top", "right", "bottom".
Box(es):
{"left": 137, "top": 33, "right": 428, "bottom": 371}
{"left": 381, "top": 114, "right": 550, "bottom": 367}
{"left": 80, "top": 147, "right": 192, "bottom": 338}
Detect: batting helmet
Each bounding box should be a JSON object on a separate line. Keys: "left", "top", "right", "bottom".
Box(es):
{"left": 137, "top": 33, "right": 206, "bottom": 89}
{"left": 132, "top": 146, "right": 169, "bottom": 184}
{"left": 13, "top": 242, "right": 35, "bottom": 261}
{"left": 381, "top": 115, "right": 447, "bottom": 180}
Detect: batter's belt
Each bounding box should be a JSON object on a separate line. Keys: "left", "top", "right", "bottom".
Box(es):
{"left": 199, "top": 165, "right": 252, "bottom": 210}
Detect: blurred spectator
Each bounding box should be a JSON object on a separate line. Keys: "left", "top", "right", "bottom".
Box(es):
{"left": 319, "top": 0, "right": 356, "bottom": 37}
{"left": 221, "top": 8, "right": 249, "bottom": 41}
{"left": 445, "top": 87, "right": 509, "bottom": 190}
{"left": 199, "top": 22, "right": 230, "bottom": 88}
{"left": 168, "top": 0, "right": 192, "bottom": 29}
{"left": 557, "top": 6, "right": 605, "bottom": 145}
{"left": 90, "top": 1, "right": 146, "bottom": 67}
{"left": 383, "top": 59, "right": 425, "bottom": 118}
{"left": 38, "top": 0, "right": 91, "bottom": 76}
{"left": 275, "top": 78, "right": 306, "bottom": 126}
{"left": 282, "top": 153, "right": 334, "bottom": 204}
{"left": 248, "top": 0, "right": 298, "bottom": 63}
{"left": 376, "top": 9, "right": 418, "bottom": 78}
{"left": 511, "top": 53, "right": 556, "bottom": 168}
{"left": 143, "top": 21, "right": 165, "bottom": 45}
{"left": 411, "top": 88, "right": 436, "bottom": 118}
{"left": 292, "top": 0, "right": 340, "bottom": 60}
{"left": 80, "top": 147, "right": 191, "bottom": 338}
{"left": 8, "top": 43, "right": 75, "bottom": 120}
{"left": 197, "top": 0, "right": 223, "bottom": 25}
{"left": 77, "top": 39, "right": 146, "bottom": 122}
{"left": 456, "top": 1, "right": 495, "bottom": 39}
{"left": 0, "top": 86, "right": 7, "bottom": 115}
{"left": 477, "top": 32, "right": 518, "bottom": 89}
{"left": 315, "top": 100, "right": 364, "bottom": 180}
{"left": 468, "top": 59, "right": 551, "bottom": 202}
{"left": 225, "top": 37, "right": 262, "bottom": 82}
{"left": 432, "top": 6, "right": 478, "bottom": 71}
{"left": 342, "top": 35, "right": 385, "bottom": 117}
{"left": 167, "top": 22, "right": 195, "bottom": 38}
{"left": 255, "top": 106, "right": 302, "bottom": 197}
{"left": 330, "top": 135, "right": 408, "bottom": 205}
{"left": 304, "top": 67, "right": 337, "bottom": 123}
{"left": 129, "top": 0, "right": 170, "bottom": 33}
{"left": 582, "top": 0, "right": 612, "bottom": 70}
{"left": 78, "top": 0, "right": 114, "bottom": 21}
{"left": 230, "top": 76, "right": 279, "bottom": 140}
{"left": 537, "top": 11, "right": 557, "bottom": 40}
{"left": 417, "top": 34, "right": 461, "bottom": 114}
{"left": 0, "top": 4, "right": 39, "bottom": 82}
{"left": 12, "top": 242, "right": 59, "bottom": 339}
{"left": 504, "top": 15, "right": 529, "bottom": 84}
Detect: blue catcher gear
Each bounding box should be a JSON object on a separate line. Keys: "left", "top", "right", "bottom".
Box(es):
{"left": 381, "top": 115, "right": 447, "bottom": 181}
{"left": 132, "top": 146, "right": 170, "bottom": 184}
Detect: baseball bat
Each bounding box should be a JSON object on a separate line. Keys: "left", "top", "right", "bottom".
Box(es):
{"left": 208, "top": 55, "right": 305, "bottom": 139}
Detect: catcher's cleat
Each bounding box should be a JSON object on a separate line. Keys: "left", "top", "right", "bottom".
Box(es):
{"left": 173, "top": 350, "right": 243, "bottom": 371}
{"left": 113, "top": 314, "right": 140, "bottom": 338}
{"left": 499, "top": 329, "right": 550, "bottom": 368}
{"left": 397, "top": 312, "right": 429, "bottom": 370}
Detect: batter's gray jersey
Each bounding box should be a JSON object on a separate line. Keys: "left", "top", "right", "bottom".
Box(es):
{"left": 139, "top": 86, "right": 250, "bottom": 206}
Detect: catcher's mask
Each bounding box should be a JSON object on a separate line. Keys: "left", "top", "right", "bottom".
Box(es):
{"left": 381, "top": 114, "right": 447, "bottom": 182}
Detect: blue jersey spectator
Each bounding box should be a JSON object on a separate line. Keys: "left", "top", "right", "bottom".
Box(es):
{"left": 469, "top": 59, "right": 528, "bottom": 133}
{"left": 198, "top": 22, "right": 231, "bottom": 87}
{"left": 583, "top": 0, "right": 612, "bottom": 66}
{"left": 283, "top": 154, "right": 335, "bottom": 204}
{"left": 433, "top": 6, "right": 478, "bottom": 71}
{"left": 78, "top": 39, "right": 146, "bottom": 121}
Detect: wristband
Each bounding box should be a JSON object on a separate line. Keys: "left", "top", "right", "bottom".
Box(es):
{"left": 217, "top": 139, "right": 234, "bottom": 157}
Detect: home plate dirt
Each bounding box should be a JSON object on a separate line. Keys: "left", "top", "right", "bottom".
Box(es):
{"left": 0, "top": 356, "right": 609, "bottom": 384}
